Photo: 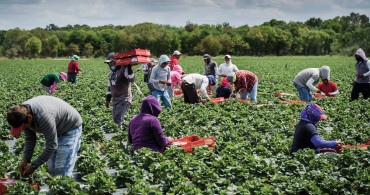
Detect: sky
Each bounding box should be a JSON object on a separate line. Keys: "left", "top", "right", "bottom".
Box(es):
{"left": 0, "top": 0, "right": 369, "bottom": 30}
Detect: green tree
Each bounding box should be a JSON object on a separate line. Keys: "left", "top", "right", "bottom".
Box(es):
{"left": 67, "top": 43, "right": 80, "bottom": 55}
{"left": 25, "top": 36, "right": 42, "bottom": 58}
{"left": 82, "top": 43, "right": 94, "bottom": 58}
{"left": 194, "top": 35, "right": 222, "bottom": 56}
{"left": 113, "top": 31, "right": 132, "bottom": 53}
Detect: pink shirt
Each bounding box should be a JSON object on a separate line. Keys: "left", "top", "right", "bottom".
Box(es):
{"left": 170, "top": 71, "right": 181, "bottom": 89}
{"left": 173, "top": 65, "right": 183, "bottom": 75}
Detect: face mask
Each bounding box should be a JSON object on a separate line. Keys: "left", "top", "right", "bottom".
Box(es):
{"left": 356, "top": 56, "right": 363, "bottom": 62}
{"left": 109, "top": 64, "right": 117, "bottom": 71}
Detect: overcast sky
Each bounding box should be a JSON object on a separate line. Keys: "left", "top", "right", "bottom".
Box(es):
{"left": 0, "top": 0, "right": 369, "bottom": 30}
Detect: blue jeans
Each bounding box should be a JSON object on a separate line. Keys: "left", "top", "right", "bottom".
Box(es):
{"left": 67, "top": 72, "right": 77, "bottom": 84}
{"left": 47, "top": 126, "right": 82, "bottom": 177}
{"left": 147, "top": 83, "right": 153, "bottom": 95}
{"left": 241, "top": 81, "right": 258, "bottom": 102}
{"left": 152, "top": 89, "right": 172, "bottom": 108}
{"left": 294, "top": 82, "right": 312, "bottom": 102}
{"left": 167, "top": 87, "right": 174, "bottom": 98}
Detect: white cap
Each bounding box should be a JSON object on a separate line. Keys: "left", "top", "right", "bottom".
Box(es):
{"left": 225, "top": 55, "right": 231, "bottom": 59}
{"left": 172, "top": 50, "right": 182, "bottom": 55}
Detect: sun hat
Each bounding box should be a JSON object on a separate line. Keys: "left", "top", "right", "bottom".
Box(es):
{"left": 172, "top": 50, "right": 182, "bottom": 55}
{"left": 71, "top": 55, "right": 80, "bottom": 61}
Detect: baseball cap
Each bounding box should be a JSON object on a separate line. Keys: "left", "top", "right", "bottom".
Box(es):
{"left": 225, "top": 55, "right": 231, "bottom": 59}
{"left": 226, "top": 73, "right": 236, "bottom": 86}
{"left": 172, "top": 50, "right": 181, "bottom": 55}
{"left": 104, "top": 52, "right": 116, "bottom": 63}
{"left": 203, "top": 54, "right": 210, "bottom": 59}
{"left": 7, "top": 105, "right": 28, "bottom": 136}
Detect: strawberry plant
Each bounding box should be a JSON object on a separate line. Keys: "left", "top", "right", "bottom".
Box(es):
{"left": 0, "top": 57, "right": 369, "bottom": 193}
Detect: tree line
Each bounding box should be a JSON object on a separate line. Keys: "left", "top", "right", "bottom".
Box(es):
{"left": 0, "top": 12, "right": 369, "bottom": 58}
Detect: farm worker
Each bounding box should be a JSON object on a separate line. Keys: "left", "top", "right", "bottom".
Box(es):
{"left": 149, "top": 55, "right": 172, "bottom": 108}
{"left": 216, "top": 77, "right": 233, "bottom": 99}
{"left": 6, "top": 96, "right": 82, "bottom": 177}
{"left": 169, "top": 50, "right": 181, "bottom": 71}
{"left": 40, "top": 72, "right": 67, "bottom": 95}
{"left": 135, "top": 58, "right": 157, "bottom": 83}
{"left": 173, "top": 63, "right": 185, "bottom": 75}
{"left": 218, "top": 55, "right": 238, "bottom": 78}
{"left": 67, "top": 55, "right": 81, "bottom": 84}
{"left": 104, "top": 52, "right": 135, "bottom": 129}
{"left": 181, "top": 73, "right": 215, "bottom": 104}
{"left": 203, "top": 54, "right": 218, "bottom": 93}
{"left": 291, "top": 103, "right": 344, "bottom": 154}
{"left": 166, "top": 70, "right": 182, "bottom": 98}
{"left": 351, "top": 48, "right": 370, "bottom": 101}
{"left": 135, "top": 58, "right": 158, "bottom": 94}
{"left": 128, "top": 95, "right": 173, "bottom": 153}
{"left": 316, "top": 79, "right": 339, "bottom": 97}
{"left": 227, "top": 70, "right": 258, "bottom": 102}
{"left": 293, "top": 66, "right": 330, "bottom": 102}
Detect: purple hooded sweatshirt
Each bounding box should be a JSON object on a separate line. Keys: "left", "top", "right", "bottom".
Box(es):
{"left": 128, "top": 95, "right": 169, "bottom": 153}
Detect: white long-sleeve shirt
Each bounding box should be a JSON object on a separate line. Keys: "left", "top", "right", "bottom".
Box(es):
{"left": 218, "top": 62, "right": 238, "bottom": 76}
{"left": 182, "top": 73, "right": 210, "bottom": 100}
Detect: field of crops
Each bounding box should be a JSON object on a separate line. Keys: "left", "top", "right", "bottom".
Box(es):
{"left": 0, "top": 56, "right": 369, "bottom": 194}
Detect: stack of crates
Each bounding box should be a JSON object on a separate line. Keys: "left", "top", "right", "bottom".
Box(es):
{"left": 114, "top": 49, "right": 151, "bottom": 66}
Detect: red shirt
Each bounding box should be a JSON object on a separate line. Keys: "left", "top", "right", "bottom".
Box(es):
{"left": 169, "top": 56, "right": 178, "bottom": 71}
{"left": 68, "top": 61, "right": 81, "bottom": 73}
{"left": 317, "top": 81, "right": 338, "bottom": 96}
{"left": 234, "top": 70, "right": 258, "bottom": 94}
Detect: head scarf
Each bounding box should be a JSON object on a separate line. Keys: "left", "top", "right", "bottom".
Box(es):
{"left": 220, "top": 77, "right": 231, "bottom": 88}
{"left": 300, "top": 103, "right": 327, "bottom": 125}
{"left": 59, "top": 72, "right": 67, "bottom": 81}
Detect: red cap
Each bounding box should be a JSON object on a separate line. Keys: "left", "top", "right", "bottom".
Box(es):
{"left": 10, "top": 123, "right": 24, "bottom": 136}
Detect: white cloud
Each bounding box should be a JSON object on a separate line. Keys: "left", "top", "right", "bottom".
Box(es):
{"left": 0, "top": 0, "right": 369, "bottom": 30}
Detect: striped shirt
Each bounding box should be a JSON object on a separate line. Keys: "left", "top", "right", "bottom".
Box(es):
{"left": 22, "top": 96, "right": 82, "bottom": 168}
{"left": 234, "top": 70, "right": 258, "bottom": 94}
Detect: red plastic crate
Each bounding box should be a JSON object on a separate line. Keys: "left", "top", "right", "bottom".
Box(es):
{"left": 236, "top": 98, "right": 251, "bottom": 102}
{"left": 209, "top": 97, "right": 225, "bottom": 103}
{"left": 0, "top": 178, "right": 37, "bottom": 194}
{"left": 114, "top": 49, "right": 151, "bottom": 58}
{"left": 172, "top": 135, "right": 215, "bottom": 152}
{"left": 173, "top": 89, "right": 184, "bottom": 97}
{"left": 278, "top": 100, "right": 306, "bottom": 104}
{"left": 313, "top": 93, "right": 328, "bottom": 98}
{"left": 115, "top": 56, "right": 151, "bottom": 66}
{"left": 275, "top": 92, "right": 295, "bottom": 97}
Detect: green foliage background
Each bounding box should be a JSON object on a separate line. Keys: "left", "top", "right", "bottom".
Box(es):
{"left": 0, "top": 56, "right": 369, "bottom": 194}
{"left": 1, "top": 12, "right": 370, "bottom": 58}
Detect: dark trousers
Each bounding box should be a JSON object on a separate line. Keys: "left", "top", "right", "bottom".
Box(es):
{"left": 67, "top": 72, "right": 77, "bottom": 84}
{"left": 351, "top": 82, "right": 370, "bottom": 101}
{"left": 181, "top": 82, "right": 200, "bottom": 104}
